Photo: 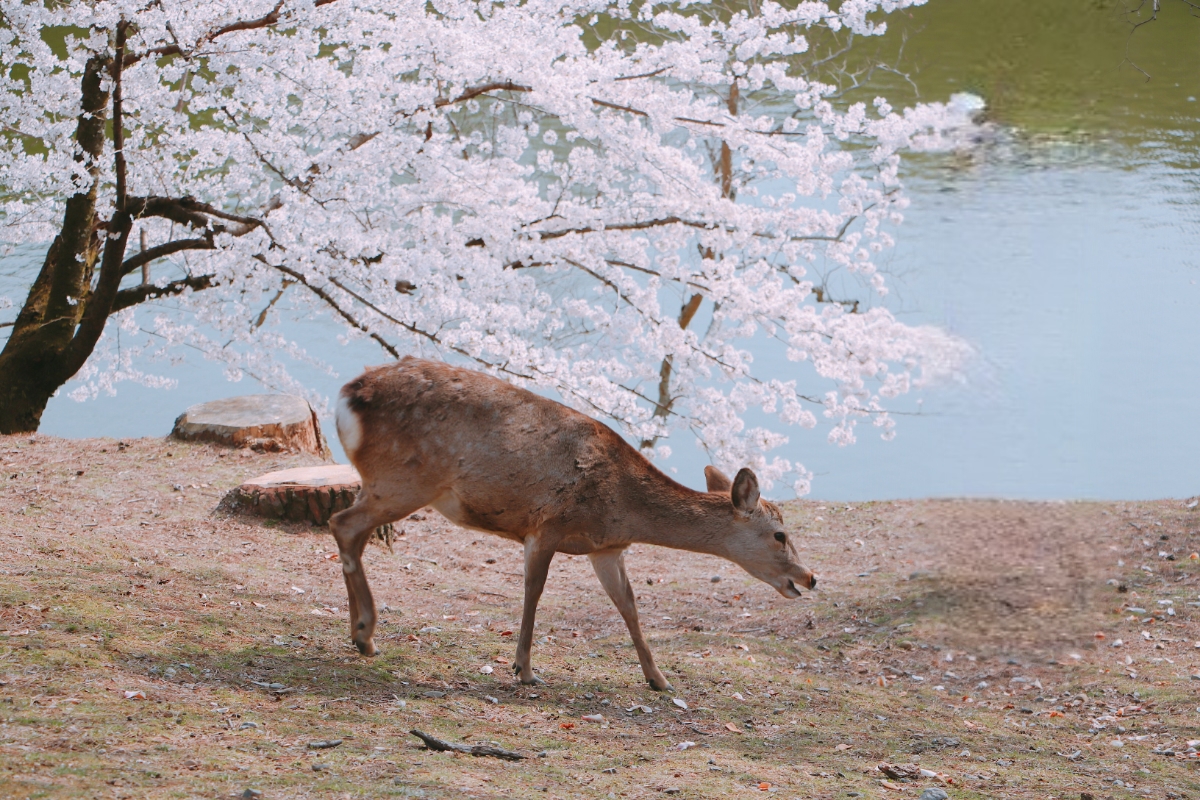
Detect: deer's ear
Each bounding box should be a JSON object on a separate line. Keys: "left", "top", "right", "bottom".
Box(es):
{"left": 730, "top": 468, "right": 760, "bottom": 514}
{"left": 704, "top": 465, "right": 732, "bottom": 493}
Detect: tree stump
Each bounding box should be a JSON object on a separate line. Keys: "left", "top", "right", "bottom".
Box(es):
{"left": 219, "top": 465, "right": 393, "bottom": 545}
{"left": 171, "top": 395, "right": 330, "bottom": 456}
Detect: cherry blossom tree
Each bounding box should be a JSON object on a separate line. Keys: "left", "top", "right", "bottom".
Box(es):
{"left": 0, "top": 0, "right": 972, "bottom": 493}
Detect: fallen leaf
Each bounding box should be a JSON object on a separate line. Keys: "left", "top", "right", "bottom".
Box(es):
{"left": 724, "top": 722, "right": 740, "bottom": 733}
{"left": 880, "top": 780, "right": 902, "bottom": 791}
{"left": 672, "top": 698, "right": 688, "bottom": 710}
{"left": 290, "top": 586, "right": 305, "bottom": 594}
{"left": 479, "top": 665, "right": 493, "bottom": 674}
{"left": 499, "top": 630, "right": 513, "bottom": 637}
{"left": 676, "top": 741, "right": 696, "bottom": 751}
{"left": 123, "top": 690, "right": 146, "bottom": 700}
{"left": 835, "top": 743, "right": 851, "bottom": 751}
{"left": 758, "top": 782, "right": 770, "bottom": 791}
{"left": 581, "top": 714, "right": 605, "bottom": 723}
{"left": 560, "top": 722, "right": 575, "bottom": 730}
{"left": 494, "top": 656, "right": 510, "bottom": 664}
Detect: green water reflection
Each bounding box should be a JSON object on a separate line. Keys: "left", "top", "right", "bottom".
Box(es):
{"left": 850, "top": 0, "right": 1198, "bottom": 151}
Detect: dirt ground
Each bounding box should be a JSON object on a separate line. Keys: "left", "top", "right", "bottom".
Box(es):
{"left": 0, "top": 434, "right": 1197, "bottom": 800}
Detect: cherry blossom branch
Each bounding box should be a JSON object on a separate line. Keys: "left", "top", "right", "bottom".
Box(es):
{"left": 123, "top": 0, "right": 342, "bottom": 67}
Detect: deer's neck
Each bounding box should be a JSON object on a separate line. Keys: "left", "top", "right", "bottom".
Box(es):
{"left": 620, "top": 477, "right": 736, "bottom": 559}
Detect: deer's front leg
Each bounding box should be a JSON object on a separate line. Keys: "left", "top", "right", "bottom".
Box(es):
{"left": 514, "top": 535, "right": 556, "bottom": 685}
{"left": 588, "top": 548, "right": 672, "bottom": 692}
{"left": 330, "top": 500, "right": 408, "bottom": 657}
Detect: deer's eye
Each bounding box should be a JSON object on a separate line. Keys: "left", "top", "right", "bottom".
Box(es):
{"left": 774, "top": 531, "right": 787, "bottom": 544}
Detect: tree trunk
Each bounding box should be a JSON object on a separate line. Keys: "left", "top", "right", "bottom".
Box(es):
{"left": 0, "top": 50, "right": 117, "bottom": 434}
{"left": 0, "top": 316, "right": 79, "bottom": 434}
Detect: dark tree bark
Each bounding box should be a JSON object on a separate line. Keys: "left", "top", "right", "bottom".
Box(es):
{"left": 0, "top": 52, "right": 112, "bottom": 434}
{"left": 0, "top": 21, "right": 267, "bottom": 434}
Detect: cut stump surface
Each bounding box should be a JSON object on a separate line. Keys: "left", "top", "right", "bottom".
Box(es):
{"left": 220, "top": 465, "right": 361, "bottom": 525}
{"left": 219, "top": 465, "right": 394, "bottom": 542}
{"left": 172, "top": 395, "right": 329, "bottom": 456}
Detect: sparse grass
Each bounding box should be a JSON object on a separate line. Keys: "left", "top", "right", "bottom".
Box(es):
{"left": 0, "top": 435, "right": 1198, "bottom": 799}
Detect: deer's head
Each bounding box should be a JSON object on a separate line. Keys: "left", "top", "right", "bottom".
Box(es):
{"left": 705, "top": 466, "right": 817, "bottom": 598}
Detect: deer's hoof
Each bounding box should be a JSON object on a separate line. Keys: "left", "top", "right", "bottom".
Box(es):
{"left": 648, "top": 677, "right": 674, "bottom": 692}
{"left": 354, "top": 638, "right": 377, "bottom": 657}
{"left": 519, "top": 673, "right": 546, "bottom": 686}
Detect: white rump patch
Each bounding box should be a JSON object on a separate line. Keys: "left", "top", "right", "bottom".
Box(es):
{"left": 335, "top": 394, "right": 362, "bottom": 456}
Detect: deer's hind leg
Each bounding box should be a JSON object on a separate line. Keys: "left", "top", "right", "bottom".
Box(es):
{"left": 329, "top": 488, "right": 425, "bottom": 656}
{"left": 588, "top": 548, "right": 672, "bottom": 692}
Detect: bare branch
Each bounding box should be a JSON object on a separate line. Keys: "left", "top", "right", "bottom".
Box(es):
{"left": 614, "top": 67, "right": 668, "bottom": 82}
{"left": 125, "top": 196, "right": 271, "bottom": 240}
{"left": 437, "top": 81, "right": 532, "bottom": 107}
{"left": 110, "top": 274, "right": 215, "bottom": 313}
{"left": 120, "top": 237, "right": 214, "bottom": 277}
{"left": 589, "top": 97, "right": 648, "bottom": 117}
{"left": 267, "top": 260, "right": 400, "bottom": 358}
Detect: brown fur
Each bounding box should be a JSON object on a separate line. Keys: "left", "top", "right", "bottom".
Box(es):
{"left": 329, "top": 357, "right": 816, "bottom": 689}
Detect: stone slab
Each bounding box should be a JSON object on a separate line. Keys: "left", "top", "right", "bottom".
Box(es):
{"left": 172, "top": 395, "right": 329, "bottom": 456}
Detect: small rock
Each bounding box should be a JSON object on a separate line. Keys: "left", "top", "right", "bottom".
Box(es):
{"left": 238, "top": 721, "right": 259, "bottom": 730}
{"left": 422, "top": 691, "right": 446, "bottom": 698}
{"left": 312, "top": 763, "right": 329, "bottom": 771}
{"left": 919, "top": 790, "right": 949, "bottom": 800}
{"left": 710, "top": 575, "right": 721, "bottom": 583}
{"left": 602, "top": 767, "right": 617, "bottom": 774}
{"left": 241, "top": 790, "right": 262, "bottom": 799}
{"left": 664, "top": 789, "right": 680, "bottom": 795}
{"left": 307, "top": 739, "right": 342, "bottom": 749}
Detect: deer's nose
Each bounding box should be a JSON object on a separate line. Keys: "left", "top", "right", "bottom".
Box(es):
{"left": 808, "top": 574, "right": 818, "bottom": 590}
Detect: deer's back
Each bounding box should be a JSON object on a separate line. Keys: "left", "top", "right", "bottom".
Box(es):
{"left": 339, "top": 357, "right": 646, "bottom": 542}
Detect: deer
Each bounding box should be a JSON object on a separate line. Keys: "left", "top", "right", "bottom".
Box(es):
{"left": 330, "top": 356, "right": 817, "bottom": 691}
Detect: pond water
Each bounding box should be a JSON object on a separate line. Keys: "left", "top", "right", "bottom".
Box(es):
{"left": 3, "top": 0, "right": 1198, "bottom": 500}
